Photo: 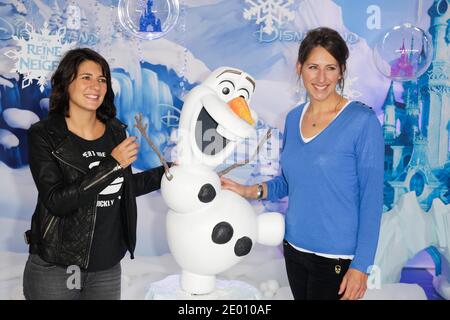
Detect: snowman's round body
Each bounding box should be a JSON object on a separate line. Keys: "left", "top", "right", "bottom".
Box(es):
{"left": 166, "top": 187, "right": 258, "bottom": 294}
{"left": 161, "top": 164, "right": 284, "bottom": 295}
{"left": 167, "top": 190, "right": 257, "bottom": 272}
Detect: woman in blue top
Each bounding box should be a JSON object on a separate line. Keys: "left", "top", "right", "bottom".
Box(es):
{"left": 221, "top": 27, "right": 384, "bottom": 300}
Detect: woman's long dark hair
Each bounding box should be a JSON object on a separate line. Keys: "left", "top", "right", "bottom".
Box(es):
{"left": 297, "top": 27, "right": 349, "bottom": 91}
{"left": 49, "top": 48, "right": 116, "bottom": 122}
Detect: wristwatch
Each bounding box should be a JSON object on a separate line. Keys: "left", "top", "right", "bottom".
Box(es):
{"left": 256, "top": 183, "right": 263, "bottom": 200}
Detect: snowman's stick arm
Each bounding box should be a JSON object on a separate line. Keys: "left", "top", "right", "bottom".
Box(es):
{"left": 134, "top": 113, "right": 173, "bottom": 180}
{"left": 217, "top": 128, "right": 272, "bottom": 177}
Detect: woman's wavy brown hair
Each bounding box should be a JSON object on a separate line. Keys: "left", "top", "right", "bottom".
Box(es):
{"left": 49, "top": 48, "right": 116, "bottom": 122}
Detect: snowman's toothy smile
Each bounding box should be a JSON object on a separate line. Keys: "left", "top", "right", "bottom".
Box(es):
{"left": 195, "top": 107, "right": 229, "bottom": 155}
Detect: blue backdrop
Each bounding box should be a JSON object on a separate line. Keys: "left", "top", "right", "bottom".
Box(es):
{"left": 0, "top": 1, "right": 448, "bottom": 274}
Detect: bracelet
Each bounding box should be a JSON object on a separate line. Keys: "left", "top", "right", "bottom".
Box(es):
{"left": 114, "top": 162, "right": 123, "bottom": 171}
{"left": 256, "top": 183, "right": 263, "bottom": 200}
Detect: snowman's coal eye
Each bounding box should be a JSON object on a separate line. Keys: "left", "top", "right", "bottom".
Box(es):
{"left": 217, "top": 80, "right": 235, "bottom": 98}
{"left": 237, "top": 88, "right": 250, "bottom": 101}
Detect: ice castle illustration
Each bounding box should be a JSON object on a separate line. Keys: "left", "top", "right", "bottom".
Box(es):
{"left": 139, "top": 0, "right": 162, "bottom": 33}
{"left": 390, "top": 40, "right": 415, "bottom": 78}
{"left": 382, "top": 0, "right": 449, "bottom": 211}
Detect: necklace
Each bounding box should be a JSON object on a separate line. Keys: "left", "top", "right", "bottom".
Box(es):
{"left": 311, "top": 96, "right": 342, "bottom": 127}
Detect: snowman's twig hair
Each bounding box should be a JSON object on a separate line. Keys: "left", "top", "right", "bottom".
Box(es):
{"left": 134, "top": 113, "right": 173, "bottom": 180}
{"left": 217, "top": 128, "right": 272, "bottom": 177}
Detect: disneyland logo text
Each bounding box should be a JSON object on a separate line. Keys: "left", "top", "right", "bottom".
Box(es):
{"left": 254, "top": 26, "right": 359, "bottom": 45}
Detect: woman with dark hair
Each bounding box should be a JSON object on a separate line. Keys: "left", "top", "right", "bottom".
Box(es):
{"left": 23, "top": 48, "right": 166, "bottom": 300}
{"left": 221, "top": 27, "right": 384, "bottom": 300}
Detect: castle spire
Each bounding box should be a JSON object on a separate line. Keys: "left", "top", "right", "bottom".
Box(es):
{"left": 383, "top": 81, "right": 396, "bottom": 108}
{"left": 400, "top": 39, "right": 408, "bottom": 63}
{"left": 409, "top": 35, "right": 415, "bottom": 63}
{"left": 382, "top": 81, "right": 397, "bottom": 142}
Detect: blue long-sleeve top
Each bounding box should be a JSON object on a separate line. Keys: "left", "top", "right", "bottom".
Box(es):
{"left": 266, "top": 101, "right": 384, "bottom": 273}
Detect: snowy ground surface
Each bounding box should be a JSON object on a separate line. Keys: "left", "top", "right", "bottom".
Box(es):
{"left": 0, "top": 245, "right": 427, "bottom": 300}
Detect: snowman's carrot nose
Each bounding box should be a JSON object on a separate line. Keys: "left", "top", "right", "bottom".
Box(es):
{"left": 228, "top": 97, "right": 254, "bottom": 125}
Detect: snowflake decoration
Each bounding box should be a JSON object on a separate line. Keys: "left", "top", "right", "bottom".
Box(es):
{"left": 243, "top": 0, "right": 295, "bottom": 35}
{"left": 4, "top": 22, "right": 75, "bottom": 92}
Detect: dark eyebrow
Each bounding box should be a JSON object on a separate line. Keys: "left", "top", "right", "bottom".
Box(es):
{"left": 216, "top": 69, "right": 242, "bottom": 78}
{"left": 246, "top": 76, "right": 256, "bottom": 91}
{"left": 216, "top": 69, "right": 255, "bottom": 92}
{"left": 79, "top": 73, "right": 106, "bottom": 78}
{"left": 306, "top": 63, "right": 337, "bottom": 67}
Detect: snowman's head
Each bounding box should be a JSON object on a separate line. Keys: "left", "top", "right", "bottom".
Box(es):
{"left": 177, "top": 67, "right": 257, "bottom": 167}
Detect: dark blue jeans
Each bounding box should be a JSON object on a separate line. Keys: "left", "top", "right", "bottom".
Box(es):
{"left": 283, "top": 240, "right": 351, "bottom": 300}
{"left": 23, "top": 254, "right": 121, "bottom": 300}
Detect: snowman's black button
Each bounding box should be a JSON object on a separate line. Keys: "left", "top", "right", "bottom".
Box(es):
{"left": 234, "top": 236, "right": 252, "bottom": 256}
{"left": 198, "top": 183, "right": 216, "bottom": 203}
{"left": 211, "top": 221, "right": 233, "bottom": 244}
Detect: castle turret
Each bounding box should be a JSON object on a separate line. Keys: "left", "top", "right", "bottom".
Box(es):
{"left": 418, "top": 0, "right": 450, "bottom": 168}
{"left": 382, "top": 81, "right": 397, "bottom": 142}
{"left": 429, "top": 0, "right": 449, "bottom": 61}
{"left": 389, "top": 134, "right": 442, "bottom": 210}
{"left": 400, "top": 80, "right": 420, "bottom": 145}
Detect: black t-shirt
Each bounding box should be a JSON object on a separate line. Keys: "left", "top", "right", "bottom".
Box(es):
{"left": 69, "top": 126, "right": 127, "bottom": 272}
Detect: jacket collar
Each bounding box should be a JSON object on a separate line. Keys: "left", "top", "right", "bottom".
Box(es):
{"left": 44, "top": 113, "right": 127, "bottom": 146}
{"left": 43, "top": 113, "right": 127, "bottom": 170}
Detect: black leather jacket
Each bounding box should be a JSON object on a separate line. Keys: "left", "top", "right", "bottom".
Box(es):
{"left": 26, "top": 113, "right": 165, "bottom": 269}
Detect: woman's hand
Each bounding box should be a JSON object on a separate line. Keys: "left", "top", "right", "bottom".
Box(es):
{"left": 111, "top": 136, "right": 139, "bottom": 169}
{"left": 220, "top": 177, "right": 257, "bottom": 199}
{"left": 339, "top": 268, "right": 368, "bottom": 300}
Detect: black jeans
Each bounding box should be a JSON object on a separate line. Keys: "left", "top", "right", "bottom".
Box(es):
{"left": 283, "top": 240, "right": 351, "bottom": 300}
{"left": 23, "top": 254, "right": 121, "bottom": 300}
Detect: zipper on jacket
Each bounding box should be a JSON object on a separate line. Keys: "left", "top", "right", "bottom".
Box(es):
{"left": 53, "top": 151, "right": 121, "bottom": 191}
{"left": 82, "top": 163, "right": 121, "bottom": 191}
{"left": 84, "top": 196, "right": 98, "bottom": 269}
{"left": 43, "top": 216, "right": 56, "bottom": 239}
{"left": 52, "top": 151, "right": 86, "bottom": 174}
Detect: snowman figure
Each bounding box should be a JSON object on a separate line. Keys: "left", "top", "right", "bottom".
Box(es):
{"left": 161, "top": 67, "right": 284, "bottom": 295}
